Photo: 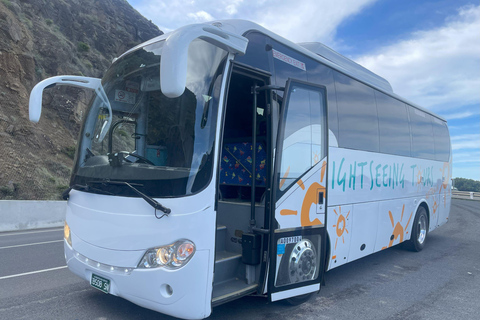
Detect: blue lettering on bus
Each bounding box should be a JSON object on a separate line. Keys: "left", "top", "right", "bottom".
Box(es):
{"left": 337, "top": 158, "right": 346, "bottom": 192}
{"left": 349, "top": 161, "right": 356, "bottom": 190}
{"left": 329, "top": 159, "right": 426, "bottom": 192}
{"left": 358, "top": 162, "right": 367, "bottom": 189}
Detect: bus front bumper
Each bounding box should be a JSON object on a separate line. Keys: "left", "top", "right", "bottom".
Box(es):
{"left": 65, "top": 241, "right": 212, "bottom": 319}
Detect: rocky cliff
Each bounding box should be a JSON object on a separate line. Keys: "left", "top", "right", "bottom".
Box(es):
{"left": 0, "top": 0, "right": 162, "bottom": 199}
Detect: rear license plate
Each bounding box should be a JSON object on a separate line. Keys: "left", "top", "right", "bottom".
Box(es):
{"left": 91, "top": 274, "right": 110, "bottom": 294}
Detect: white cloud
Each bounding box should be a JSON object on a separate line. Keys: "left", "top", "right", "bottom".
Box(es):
{"left": 453, "top": 151, "right": 480, "bottom": 163}
{"left": 451, "top": 133, "right": 480, "bottom": 150}
{"left": 129, "top": 0, "right": 378, "bottom": 44}
{"left": 452, "top": 140, "right": 480, "bottom": 150}
{"left": 444, "top": 111, "right": 477, "bottom": 120}
{"left": 355, "top": 5, "right": 480, "bottom": 113}
{"left": 451, "top": 134, "right": 480, "bottom": 142}
{"left": 250, "top": 0, "right": 378, "bottom": 44}
{"left": 187, "top": 11, "right": 215, "bottom": 22}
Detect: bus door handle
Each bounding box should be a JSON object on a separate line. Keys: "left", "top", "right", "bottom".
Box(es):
{"left": 318, "top": 192, "right": 324, "bottom": 205}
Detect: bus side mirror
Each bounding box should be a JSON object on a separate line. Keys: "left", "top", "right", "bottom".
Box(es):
{"left": 160, "top": 23, "right": 248, "bottom": 98}
{"left": 29, "top": 75, "right": 103, "bottom": 122}
{"left": 29, "top": 75, "right": 112, "bottom": 142}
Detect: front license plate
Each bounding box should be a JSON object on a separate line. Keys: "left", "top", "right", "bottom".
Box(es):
{"left": 91, "top": 274, "right": 110, "bottom": 294}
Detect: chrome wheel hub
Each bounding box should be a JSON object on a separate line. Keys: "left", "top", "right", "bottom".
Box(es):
{"left": 417, "top": 214, "right": 427, "bottom": 244}
{"left": 289, "top": 240, "right": 317, "bottom": 283}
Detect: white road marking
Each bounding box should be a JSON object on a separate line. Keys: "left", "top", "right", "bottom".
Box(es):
{"left": 0, "top": 266, "right": 68, "bottom": 280}
{"left": 0, "top": 240, "right": 64, "bottom": 250}
{"left": 0, "top": 228, "right": 63, "bottom": 237}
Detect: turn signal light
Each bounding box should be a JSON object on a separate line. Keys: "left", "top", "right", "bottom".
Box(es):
{"left": 64, "top": 221, "right": 72, "bottom": 247}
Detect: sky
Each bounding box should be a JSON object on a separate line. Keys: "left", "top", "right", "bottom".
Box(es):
{"left": 128, "top": 0, "right": 480, "bottom": 181}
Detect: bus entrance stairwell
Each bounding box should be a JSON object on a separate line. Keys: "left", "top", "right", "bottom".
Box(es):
{"left": 213, "top": 68, "right": 271, "bottom": 306}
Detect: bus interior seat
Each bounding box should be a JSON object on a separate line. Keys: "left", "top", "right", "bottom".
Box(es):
{"left": 219, "top": 141, "right": 266, "bottom": 202}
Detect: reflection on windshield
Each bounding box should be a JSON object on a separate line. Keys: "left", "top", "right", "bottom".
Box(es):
{"left": 72, "top": 39, "right": 228, "bottom": 197}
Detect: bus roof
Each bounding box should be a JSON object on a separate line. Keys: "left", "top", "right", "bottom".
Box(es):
{"left": 297, "top": 42, "right": 393, "bottom": 93}
{"left": 117, "top": 19, "right": 446, "bottom": 122}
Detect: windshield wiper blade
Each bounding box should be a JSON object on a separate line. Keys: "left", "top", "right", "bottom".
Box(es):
{"left": 91, "top": 180, "right": 171, "bottom": 215}
{"left": 62, "top": 184, "right": 114, "bottom": 200}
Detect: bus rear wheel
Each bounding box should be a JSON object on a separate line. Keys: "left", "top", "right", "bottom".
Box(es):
{"left": 404, "top": 206, "right": 428, "bottom": 252}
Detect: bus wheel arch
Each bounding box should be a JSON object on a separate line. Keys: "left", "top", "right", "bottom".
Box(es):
{"left": 324, "top": 231, "right": 331, "bottom": 272}
{"left": 419, "top": 202, "right": 430, "bottom": 231}
{"left": 404, "top": 203, "right": 429, "bottom": 252}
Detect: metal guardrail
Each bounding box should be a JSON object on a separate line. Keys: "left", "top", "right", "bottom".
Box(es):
{"left": 452, "top": 190, "right": 480, "bottom": 201}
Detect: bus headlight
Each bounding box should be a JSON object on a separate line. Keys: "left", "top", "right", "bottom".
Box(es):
{"left": 138, "top": 240, "right": 195, "bottom": 269}
{"left": 64, "top": 221, "right": 72, "bottom": 247}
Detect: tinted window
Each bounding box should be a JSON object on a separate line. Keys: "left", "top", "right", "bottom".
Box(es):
{"left": 375, "top": 92, "right": 411, "bottom": 157}
{"left": 236, "top": 32, "right": 271, "bottom": 72}
{"left": 335, "top": 72, "right": 379, "bottom": 152}
{"left": 307, "top": 62, "right": 338, "bottom": 145}
{"left": 408, "top": 106, "right": 435, "bottom": 160}
{"left": 278, "top": 82, "right": 326, "bottom": 193}
{"left": 432, "top": 118, "right": 450, "bottom": 161}
{"left": 271, "top": 42, "right": 308, "bottom": 96}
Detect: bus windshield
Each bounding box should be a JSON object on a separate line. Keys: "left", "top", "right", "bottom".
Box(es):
{"left": 71, "top": 39, "right": 228, "bottom": 197}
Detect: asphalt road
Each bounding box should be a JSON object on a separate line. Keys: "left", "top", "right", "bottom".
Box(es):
{"left": 0, "top": 199, "right": 479, "bottom": 320}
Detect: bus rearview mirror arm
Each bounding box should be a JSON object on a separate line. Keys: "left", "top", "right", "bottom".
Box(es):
{"left": 29, "top": 75, "right": 113, "bottom": 142}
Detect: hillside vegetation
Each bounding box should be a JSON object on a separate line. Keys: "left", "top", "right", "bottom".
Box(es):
{"left": 0, "top": 0, "right": 162, "bottom": 199}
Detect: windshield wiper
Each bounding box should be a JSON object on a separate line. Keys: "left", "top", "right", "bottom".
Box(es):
{"left": 90, "top": 180, "right": 171, "bottom": 217}
{"left": 62, "top": 184, "right": 114, "bottom": 200}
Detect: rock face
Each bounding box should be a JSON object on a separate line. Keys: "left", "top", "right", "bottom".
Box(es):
{"left": 0, "top": 0, "right": 162, "bottom": 199}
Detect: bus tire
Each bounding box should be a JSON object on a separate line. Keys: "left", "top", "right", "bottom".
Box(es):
{"left": 283, "top": 292, "right": 313, "bottom": 306}
{"left": 404, "top": 206, "right": 428, "bottom": 252}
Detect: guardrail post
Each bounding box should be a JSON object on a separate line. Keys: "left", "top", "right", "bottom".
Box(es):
{"left": 470, "top": 192, "right": 474, "bottom": 199}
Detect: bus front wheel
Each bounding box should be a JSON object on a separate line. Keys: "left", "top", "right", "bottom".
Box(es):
{"left": 404, "top": 206, "right": 429, "bottom": 252}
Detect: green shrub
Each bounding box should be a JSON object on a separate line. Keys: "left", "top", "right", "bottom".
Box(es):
{"left": 77, "top": 41, "right": 90, "bottom": 53}
{"left": 84, "top": 60, "right": 93, "bottom": 69}
{"left": 63, "top": 146, "right": 76, "bottom": 159}
{"left": 453, "top": 178, "right": 480, "bottom": 192}
{"left": 0, "top": 186, "right": 14, "bottom": 197}
{"left": 45, "top": 19, "right": 53, "bottom": 26}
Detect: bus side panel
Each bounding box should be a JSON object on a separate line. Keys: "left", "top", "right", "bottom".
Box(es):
{"left": 436, "top": 161, "right": 452, "bottom": 227}
{"left": 375, "top": 199, "right": 417, "bottom": 252}
{"left": 348, "top": 202, "right": 379, "bottom": 262}
{"left": 328, "top": 148, "right": 448, "bottom": 207}
{"left": 327, "top": 147, "right": 449, "bottom": 270}
{"left": 327, "top": 204, "right": 352, "bottom": 269}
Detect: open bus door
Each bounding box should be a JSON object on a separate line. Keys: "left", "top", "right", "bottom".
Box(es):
{"left": 267, "top": 79, "right": 328, "bottom": 302}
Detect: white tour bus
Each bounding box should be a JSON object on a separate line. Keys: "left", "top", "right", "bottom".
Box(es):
{"left": 29, "top": 20, "right": 452, "bottom": 319}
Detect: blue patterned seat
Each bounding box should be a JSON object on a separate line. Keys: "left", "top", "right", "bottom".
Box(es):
{"left": 219, "top": 142, "right": 266, "bottom": 186}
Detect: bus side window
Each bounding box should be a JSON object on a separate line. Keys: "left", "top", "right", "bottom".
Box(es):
{"left": 334, "top": 72, "right": 379, "bottom": 152}
{"left": 408, "top": 105, "right": 435, "bottom": 160}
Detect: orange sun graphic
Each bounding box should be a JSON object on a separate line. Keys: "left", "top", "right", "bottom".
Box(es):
{"left": 332, "top": 206, "right": 350, "bottom": 253}
{"left": 382, "top": 204, "right": 413, "bottom": 250}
